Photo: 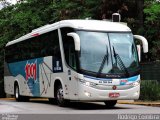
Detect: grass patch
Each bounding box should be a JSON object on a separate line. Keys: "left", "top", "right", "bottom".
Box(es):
{"left": 139, "top": 80, "right": 160, "bottom": 101}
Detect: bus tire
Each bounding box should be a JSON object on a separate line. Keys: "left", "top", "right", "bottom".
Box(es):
{"left": 14, "top": 84, "right": 29, "bottom": 102}
{"left": 104, "top": 100, "right": 117, "bottom": 108}
{"left": 48, "top": 98, "right": 57, "bottom": 105}
{"left": 55, "top": 84, "right": 69, "bottom": 107}
{"left": 14, "top": 84, "right": 22, "bottom": 101}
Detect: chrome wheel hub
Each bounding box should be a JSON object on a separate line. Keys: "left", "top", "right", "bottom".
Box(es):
{"left": 57, "top": 88, "right": 63, "bottom": 103}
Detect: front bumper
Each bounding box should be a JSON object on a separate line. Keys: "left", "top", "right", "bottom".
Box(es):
{"left": 78, "top": 83, "right": 140, "bottom": 101}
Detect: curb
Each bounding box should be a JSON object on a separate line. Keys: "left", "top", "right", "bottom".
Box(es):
{"left": 118, "top": 100, "right": 160, "bottom": 107}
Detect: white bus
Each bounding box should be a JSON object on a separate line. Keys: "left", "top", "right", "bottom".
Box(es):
{"left": 4, "top": 20, "right": 148, "bottom": 107}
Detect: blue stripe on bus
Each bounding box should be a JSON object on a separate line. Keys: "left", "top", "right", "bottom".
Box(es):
{"left": 128, "top": 75, "right": 139, "bottom": 81}
{"left": 84, "top": 75, "right": 139, "bottom": 81}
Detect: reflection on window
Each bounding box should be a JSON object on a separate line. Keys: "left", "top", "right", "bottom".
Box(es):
{"left": 109, "top": 33, "right": 139, "bottom": 70}
{"left": 77, "top": 31, "right": 139, "bottom": 76}
{"left": 78, "top": 31, "right": 112, "bottom": 73}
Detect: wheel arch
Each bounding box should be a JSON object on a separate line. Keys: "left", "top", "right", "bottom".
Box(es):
{"left": 54, "top": 79, "right": 62, "bottom": 98}
{"left": 14, "top": 79, "right": 20, "bottom": 94}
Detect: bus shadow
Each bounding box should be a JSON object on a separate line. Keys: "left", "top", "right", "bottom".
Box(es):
{"left": 29, "top": 99, "right": 132, "bottom": 110}
{"left": 66, "top": 102, "right": 131, "bottom": 110}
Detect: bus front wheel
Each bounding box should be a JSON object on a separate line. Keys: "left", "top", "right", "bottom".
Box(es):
{"left": 104, "top": 100, "right": 117, "bottom": 108}
{"left": 55, "top": 84, "right": 69, "bottom": 107}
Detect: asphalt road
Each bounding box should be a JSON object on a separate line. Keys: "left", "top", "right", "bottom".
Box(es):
{"left": 0, "top": 99, "right": 160, "bottom": 114}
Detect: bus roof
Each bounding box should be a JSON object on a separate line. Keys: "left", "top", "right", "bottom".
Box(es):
{"left": 6, "top": 20, "right": 131, "bottom": 47}
{"left": 59, "top": 20, "right": 131, "bottom": 32}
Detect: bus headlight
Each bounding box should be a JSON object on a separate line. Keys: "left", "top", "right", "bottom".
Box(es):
{"left": 79, "top": 79, "right": 97, "bottom": 87}
{"left": 84, "top": 91, "right": 91, "bottom": 97}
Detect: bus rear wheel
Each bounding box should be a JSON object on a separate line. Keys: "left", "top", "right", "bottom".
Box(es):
{"left": 48, "top": 98, "right": 57, "bottom": 104}
{"left": 14, "top": 84, "right": 22, "bottom": 101}
{"left": 55, "top": 84, "right": 69, "bottom": 107}
{"left": 14, "top": 84, "right": 29, "bottom": 102}
{"left": 104, "top": 100, "right": 117, "bottom": 108}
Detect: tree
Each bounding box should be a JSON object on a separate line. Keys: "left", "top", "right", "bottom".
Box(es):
{"left": 143, "top": 0, "right": 160, "bottom": 61}
{"left": 136, "top": 0, "right": 144, "bottom": 27}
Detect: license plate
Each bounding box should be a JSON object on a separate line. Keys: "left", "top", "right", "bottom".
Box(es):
{"left": 109, "top": 93, "right": 120, "bottom": 98}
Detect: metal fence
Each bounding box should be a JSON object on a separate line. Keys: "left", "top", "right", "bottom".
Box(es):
{"left": 140, "top": 62, "right": 160, "bottom": 81}
{"left": 140, "top": 62, "right": 160, "bottom": 100}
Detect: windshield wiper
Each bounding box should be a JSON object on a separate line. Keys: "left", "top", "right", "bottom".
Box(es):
{"left": 97, "top": 46, "right": 108, "bottom": 77}
{"left": 112, "top": 46, "right": 129, "bottom": 77}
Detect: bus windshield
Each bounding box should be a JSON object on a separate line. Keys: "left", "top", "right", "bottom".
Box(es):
{"left": 77, "top": 31, "right": 139, "bottom": 77}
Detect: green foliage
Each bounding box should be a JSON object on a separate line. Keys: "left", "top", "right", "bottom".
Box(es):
{"left": 139, "top": 80, "right": 160, "bottom": 101}
{"left": 144, "top": 4, "right": 160, "bottom": 22}
{"left": 143, "top": 1, "right": 160, "bottom": 61}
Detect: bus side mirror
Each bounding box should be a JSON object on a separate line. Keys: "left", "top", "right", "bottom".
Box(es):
{"left": 134, "top": 35, "right": 148, "bottom": 53}
{"left": 67, "top": 32, "right": 80, "bottom": 51}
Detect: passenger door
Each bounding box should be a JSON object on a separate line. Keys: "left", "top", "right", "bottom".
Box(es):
{"left": 60, "top": 27, "right": 79, "bottom": 100}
